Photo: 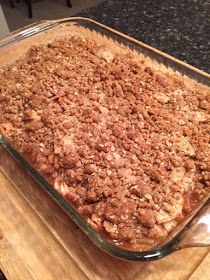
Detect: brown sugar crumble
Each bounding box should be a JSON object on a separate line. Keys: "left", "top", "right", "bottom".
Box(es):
{"left": 0, "top": 36, "right": 209, "bottom": 251}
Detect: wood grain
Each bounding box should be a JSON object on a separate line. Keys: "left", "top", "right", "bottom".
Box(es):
{"left": 188, "top": 251, "right": 210, "bottom": 280}
{"left": 0, "top": 147, "right": 210, "bottom": 280}
{"left": 0, "top": 172, "right": 88, "bottom": 280}
{"left": 131, "top": 248, "right": 210, "bottom": 280}
{"left": 0, "top": 147, "right": 144, "bottom": 280}
{"left": 0, "top": 237, "right": 36, "bottom": 280}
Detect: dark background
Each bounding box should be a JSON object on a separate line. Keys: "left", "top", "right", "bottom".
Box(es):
{"left": 78, "top": 0, "right": 210, "bottom": 73}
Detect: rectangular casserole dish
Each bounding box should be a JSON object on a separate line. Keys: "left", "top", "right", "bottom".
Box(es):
{"left": 0, "top": 17, "right": 209, "bottom": 261}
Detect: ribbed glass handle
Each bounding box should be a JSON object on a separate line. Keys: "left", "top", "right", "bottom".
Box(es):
{"left": 178, "top": 199, "right": 210, "bottom": 248}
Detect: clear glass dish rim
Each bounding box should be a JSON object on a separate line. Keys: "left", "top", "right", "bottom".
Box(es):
{"left": 0, "top": 17, "right": 209, "bottom": 261}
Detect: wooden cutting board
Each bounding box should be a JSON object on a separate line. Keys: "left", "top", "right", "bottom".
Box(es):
{"left": 0, "top": 148, "right": 209, "bottom": 280}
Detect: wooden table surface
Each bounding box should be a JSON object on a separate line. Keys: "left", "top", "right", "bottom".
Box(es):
{"left": 0, "top": 148, "right": 209, "bottom": 280}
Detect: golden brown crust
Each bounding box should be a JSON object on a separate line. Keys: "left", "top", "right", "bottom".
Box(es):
{"left": 0, "top": 32, "right": 209, "bottom": 251}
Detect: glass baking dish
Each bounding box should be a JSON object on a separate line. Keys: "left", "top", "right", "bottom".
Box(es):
{"left": 0, "top": 17, "right": 209, "bottom": 261}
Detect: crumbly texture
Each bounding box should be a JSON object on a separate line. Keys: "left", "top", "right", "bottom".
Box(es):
{"left": 0, "top": 36, "right": 209, "bottom": 251}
